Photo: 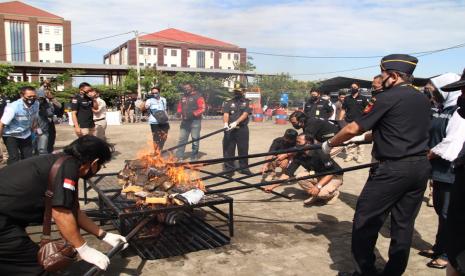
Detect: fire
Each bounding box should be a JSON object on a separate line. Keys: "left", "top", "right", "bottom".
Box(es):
{"left": 135, "top": 138, "right": 205, "bottom": 191}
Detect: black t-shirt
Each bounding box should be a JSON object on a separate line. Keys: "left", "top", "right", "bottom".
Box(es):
{"left": 269, "top": 137, "right": 296, "bottom": 152}
{"left": 71, "top": 94, "right": 95, "bottom": 128}
{"left": 223, "top": 96, "right": 252, "bottom": 126}
{"left": 0, "top": 154, "right": 80, "bottom": 226}
{"left": 303, "top": 118, "right": 339, "bottom": 142}
{"left": 355, "top": 83, "right": 430, "bottom": 160}
{"left": 304, "top": 99, "right": 333, "bottom": 120}
{"left": 285, "top": 149, "right": 342, "bottom": 176}
{"left": 342, "top": 94, "right": 369, "bottom": 122}
{"left": 125, "top": 98, "right": 135, "bottom": 110}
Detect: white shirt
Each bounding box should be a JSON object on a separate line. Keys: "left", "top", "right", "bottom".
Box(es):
{"left": 431, "top": 110, "right": 465, "bottom": 162}
{"left": 93, "top": 97, "right": 107, "bottom": 120}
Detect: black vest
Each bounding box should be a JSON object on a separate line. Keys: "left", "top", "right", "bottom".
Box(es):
{"left": 181, "top": 93, "right": 202, "bottom": 120}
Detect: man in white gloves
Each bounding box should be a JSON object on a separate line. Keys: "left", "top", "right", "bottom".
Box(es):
{"left": 0, "top": 136, "right": 128, "bottom": 274}
{"left": 222, "top": 83, "right": 252, "bottom": 177}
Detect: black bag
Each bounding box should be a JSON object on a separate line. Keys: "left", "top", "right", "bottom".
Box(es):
{"left": 149, "top": 99, "right": 169, "bottom": 124}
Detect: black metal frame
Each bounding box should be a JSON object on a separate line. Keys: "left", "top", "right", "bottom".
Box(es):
{"left": 84, "top": 173, "right": 234, "bottom": 237}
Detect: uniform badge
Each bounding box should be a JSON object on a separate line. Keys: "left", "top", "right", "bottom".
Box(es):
{"left": 189, "top": 98, "right": 193, "bottom": 102}
{"left": 241, "top": 102, "right": 246, "bottom": 107}
{"left": 63, "top": 178, "right": 76, "bottom": 191}
{"left": 72, "top": 98, "right": 78, "bottom": 103}
{"left": 363, "top": 98, "right": 376, "bottom": 114}
{"left": 231, "top": 103, "right": 236, "bottom": 108}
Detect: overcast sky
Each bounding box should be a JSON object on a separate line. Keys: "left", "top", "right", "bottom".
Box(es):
{"left": 25, "top": 0, "right": 465, "bottom": 80}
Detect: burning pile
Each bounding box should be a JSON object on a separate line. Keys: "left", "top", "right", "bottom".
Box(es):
{"left": 117, "top": 151, "right": 205, "bottom": 208}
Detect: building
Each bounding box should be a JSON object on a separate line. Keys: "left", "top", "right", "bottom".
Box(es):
{"left": 0, "top": 1, "right": 71, "bottom": 82}
{"left": 103, "top": 28, "right": 246, "bottom": 88}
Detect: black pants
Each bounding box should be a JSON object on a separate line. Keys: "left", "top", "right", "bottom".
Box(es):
{"left": 150, "top": 123, "right": 170, "bottom": 151}
{"left": 0, "top": 216, "right": 44, "bottom": 275}
{"left": 48, "top": 123, "right": 56, "bottom": 153}
{"left": 352, "top": 157, "right": 430, "bottom": 276}
{"left": 223, "top": 126, "right": 249, "bottom": 170}
{"left": 447, "top": 168, "right": 465, "bottom": 273}
{"left": 432, "top": 181, "right": 451, "bottom": 256}
{"left": 2, "top": 136, "right": 33, "bottom": 165}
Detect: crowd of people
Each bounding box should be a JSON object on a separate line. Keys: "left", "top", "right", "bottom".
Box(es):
{"left": 0, "top": 53, "right": 464, "bottom": 276}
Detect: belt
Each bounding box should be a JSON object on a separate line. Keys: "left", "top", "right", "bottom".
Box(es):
{"left": 94, "top": 118, "right": 106, "bottom": 122}
{"left": 379, "top": 154, "right": 427, "bottom": 163}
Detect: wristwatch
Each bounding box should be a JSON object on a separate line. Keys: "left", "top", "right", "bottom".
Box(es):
{"left": 97, "top": 230, "right": 107, "bottom": 240}
{"left": 316, "top": 184, "right": 323, "bottom": 190}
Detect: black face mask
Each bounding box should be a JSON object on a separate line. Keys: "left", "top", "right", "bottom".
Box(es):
{"left": 310, "top": 96, "right": 318, "bottom": 102}
{"left": 351, "top": 88, "right": 359, "bottom": 95}
{"left": 292, "top": 123, "right": 302, "bottom": 129}
{"left": 234, "top": 91, "right": 243, "bottom": 98}
{"left": 24, "top": 98, "right": 36, "bottom": 106}
{"left": 153, "top": 93, "right": 160, "bottom": 99}
{"left": 382, "top": 76, "right": 392, "bottom": 90}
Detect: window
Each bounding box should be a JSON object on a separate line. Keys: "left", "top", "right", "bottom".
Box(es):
{"left": 139, "top": 63, "right": 144, "bottom": 66}
{"left": 139, "top": 48, "right": 144, "bottom": 55}
{"left": 164, "top": 49, "right": 167, "bottom": 56}
{"left": 39, "top": 76, "right": 44, "bottom": 82}
{"left": 55, "top": 60, "right": 63, "bottom": 63}
{"left": 228, "top": 67, "right": 231, "bottom": 70}
{"left": 163, "top": 64, "right": 167, "bottom": 66}
{"left": 147, "top": 63, "right": 151, "bottom": 66}
{"left": 210, "top": 66, "right": 213, "bottom": 69}
{"left": 219, "top": 53, "right": 222, "bottom": 59}
{"left": 38, "top": 26, "right": 42, "bottom": 34}
{"left": 17, "top": 76, "right": 22, "bottom": 82}
{"left": 10, "top": 21, "right": 25, "bottom": 61}
{"left": 44, "top": 26, "right": 49, "bottom": 34}
{"left": 171, "top": 64, "right": 176, "bottom": 67}
{"left": 39, "top": 43, "right": 43, "bottom": 51}
{"left": 152, "top": 48, "right": 156, "bottom": 55}
{"left": 187, "top": 50, "right": 190, "bottom": 58}
{"left": 210, "top": 52, "right": 213, "bottom": 58}
{"left": 196, "top": 51, "right": 205, "bottom": 68}
{"left": 234, "top": 54, "right": 239, "bottom": 60}
{"left": 54, "top": 27, "right": 60, "bottom": 35}
{"left": 228, "top": 53, "right": 231, "bottom": 60}
{"left": 147, "top": 48, "right": 151, "bottom": 55}
{"left": 55, "top": 44, "right": 62, "bottom": 52}
{"left": 39, "top": 59, "right": 43, "bottom": 62}
{"left": 219, "top": 66, "right": 222, "bottom": 69}
{"left": 45, "top": 60, "right": 50, "bottom": 63}
{"left": 171, "top": 49, "right": 177, "bottom": 56}
{"left": 45, "top": 43, "right": 50, "bottom": 51}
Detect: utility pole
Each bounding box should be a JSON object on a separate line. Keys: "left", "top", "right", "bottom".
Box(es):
{"left": 135, "top": 30, "right": 141, "bottom": 99}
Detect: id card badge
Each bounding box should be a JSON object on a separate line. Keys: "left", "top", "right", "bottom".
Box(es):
{"left": 316, "top": 110, "right": 320, "bottom": 116}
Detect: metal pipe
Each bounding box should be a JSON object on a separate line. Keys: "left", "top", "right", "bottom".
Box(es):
{"left": 172, "top": 141, "right": 372, "bottom": 167}
{"left": 161, "top": 128, "right": 226, "bottom": 154}
{"left": 206, "top": 162, "right": 377, "bottom": 194}
{"left": 193, "top": 158, "right": 274, "bottom": 182}
{"left": 206, "top": 171, "right": 264, "bottom": 188}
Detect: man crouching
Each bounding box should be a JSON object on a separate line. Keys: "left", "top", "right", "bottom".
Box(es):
{"left": 264, "top": 133, "right": 343, "bottom": 205}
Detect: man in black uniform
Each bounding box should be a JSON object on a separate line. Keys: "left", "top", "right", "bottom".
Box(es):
{"left": 71, "top": 82, "right": 97, "bottom": 137}
{"left": 223, "top": 83, "right": 252, "bottom": 176}
{"left": 260, "top": 129, "right": 298, "bottom": 181}
{"left": 289, "top": 110, "right": 339, "bottom": 142}
{"left": 440, "top": 72, "right": 465, "bottom": 276}
{"left": 322, "top": 54, "right": 431, "bottom": 276}
{"left": 0, "top": 136, "right": 128, "bottom": 274}
{"left": 304, "top": 88, "right": 334, "bottom": 120}
{"left": 338, "top": 82, "right": 369, "bottom": 123}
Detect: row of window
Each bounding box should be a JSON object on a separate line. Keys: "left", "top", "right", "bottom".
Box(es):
{"left": 38, "top": 26, "right": 61, "bottom": 35}
{"left": 39, "top": 60, "right": 63, "bottom": 63}
{"left": 138, "top": 63, "right": 231, "bottom": 70}
{"left": 39, "top": 43, "right": 62, "bottom": 52}
{"left": 138, "top": 47, "right": 239, "bottom": 60}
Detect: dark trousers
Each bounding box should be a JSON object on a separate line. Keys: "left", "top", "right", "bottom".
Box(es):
{"left": 2, "top": 136, "right": 33, "bottom": 165}
{"left": 0, "top": 216, "right": 44, "bottom": 275}
{"left": 352, "top": 157, "right": 430, "bottom": 276}
{"left": 432, "top": 180, "right": 451, "bottom": 256}
{"left": 223, "top": 126, "right": 249, "bottom": 170}
{"left": 150, "top": 123, "right": 170, "bottom": 151}
{"left": 447, "top": 168, "right": 465, "bottom": 272}
{"left": 48, "top": 123, "right": 56, "bottom": 153}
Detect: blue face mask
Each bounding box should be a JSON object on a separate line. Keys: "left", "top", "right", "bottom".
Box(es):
{"left": 153, "top": 93, "right": 160, "bottom": 99}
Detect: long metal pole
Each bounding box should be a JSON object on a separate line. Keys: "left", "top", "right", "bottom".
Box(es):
{"left": 135, "top": 30, "right": 141, "bottom": 99}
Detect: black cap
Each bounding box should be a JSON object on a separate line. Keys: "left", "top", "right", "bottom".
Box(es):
{"left": 441, "top": 68, "right": 465, "bottom": 92}
{"left": 380, "top": 54, "right": 418, "bottom": 75}
{"left": 233, "top": 82, "right": 246, "bottom": 92}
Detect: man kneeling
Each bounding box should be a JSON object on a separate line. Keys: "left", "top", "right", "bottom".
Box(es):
{"left": 265, "top": 133, "right": 343, "bottom": 205}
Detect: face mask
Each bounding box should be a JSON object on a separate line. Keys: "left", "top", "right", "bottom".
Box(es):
{"left": 292, "top": 123, "right": 302, "bottom": 129}
{"left": 24, "top": 98, "right": 36, "bottom": 106}
{"left": 234, "top": 91, "right": 242, "bottom": 97}
{"left": 382, "top": 76, "right": 392, "bottom": 90}
{"left": 309, "top": 96, "right": 318, "bottom": 102}
{"left": 153, "top": 93, "right": 160, "bottom": 99}
{"left": 351, "top": 88, "right": 359, "bottom": 95}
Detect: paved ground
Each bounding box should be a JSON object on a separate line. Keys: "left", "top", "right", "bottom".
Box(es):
{"left": 28, "top": 120, "right": 441, "bottom": 275}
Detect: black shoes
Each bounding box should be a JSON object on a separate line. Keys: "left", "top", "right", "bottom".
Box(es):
{"left": 238, "top": 169, "right": 253, "bottom": 176}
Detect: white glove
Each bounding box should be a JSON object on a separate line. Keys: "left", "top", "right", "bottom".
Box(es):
{"left": 229, "top": 121, "right": 238, "bottom": 129}
{"left": 76, "top": 242, "right": 110, "bottom": 270}
{"left": 102, "top": 232, "right": 128, "bottom": 250}
{"left": 224, "top": 122, "right": 229, "bottom": 130}
{"left": 321, "top": 141, "right": 332, "bottom": 154}
{"left": 348, "top": 134, "right": 365, "bottom": 143}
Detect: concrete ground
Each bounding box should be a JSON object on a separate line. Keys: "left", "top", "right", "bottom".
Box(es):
{"left": 29, "top": 120, "right": 441, "bottom": 275}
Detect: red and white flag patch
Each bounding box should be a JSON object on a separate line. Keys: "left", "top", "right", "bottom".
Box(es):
{"left": 63, "top": 178, "right": 76, "bottom": 191}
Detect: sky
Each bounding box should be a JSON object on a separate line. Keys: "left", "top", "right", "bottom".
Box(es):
{"left": 24, "top": 0, "right": 465, "bottom": 81}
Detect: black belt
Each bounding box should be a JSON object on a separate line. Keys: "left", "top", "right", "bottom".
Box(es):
{"left": 94, "top": 118, "right": 106, "bottom": 122}
{"left": 379, "top": 154, "right": 427, "bottom": 163}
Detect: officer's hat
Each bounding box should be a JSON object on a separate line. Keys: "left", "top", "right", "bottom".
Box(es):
{"left": 380, "top": 54, "right": 418, "bottom": 75}
{"left": 441, "top": 68, "right": 465, "bottom": 92}
{"left": 232, "top": 82, "right": 246, "bottom": 92}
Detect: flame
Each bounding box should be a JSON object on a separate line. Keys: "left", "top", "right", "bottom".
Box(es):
{"left": 135, "top": 137, "right": 205, "bottom": 191}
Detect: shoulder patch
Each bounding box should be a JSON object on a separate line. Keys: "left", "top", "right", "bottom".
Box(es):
{"left": 71, "top": 98, "right": 78, "bottom": 103}
{"left": 363, "top": 98, "right": 376, "bottom": 114}
{"left": 63, "top": 178, "right": 76, "bottom": 191}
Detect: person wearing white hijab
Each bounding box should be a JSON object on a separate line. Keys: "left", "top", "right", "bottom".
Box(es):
{"left": 420, "top": 72, "right": 465, "bottom": 269}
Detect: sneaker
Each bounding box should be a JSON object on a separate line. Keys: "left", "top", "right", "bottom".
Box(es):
{"left": 303, "top": 196, "right": 319, "bottom": 205}
{"left": 238, "top": 169, "right": 253, "bottom": 176}
{"left": 190, "top": 155, "right": 199, "bottom": 162}
{"left": 223, "top": 171, "right": 234, "bottom": 178}
{"left": 326, "top": 190, "right": 340, "bottom": 205}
